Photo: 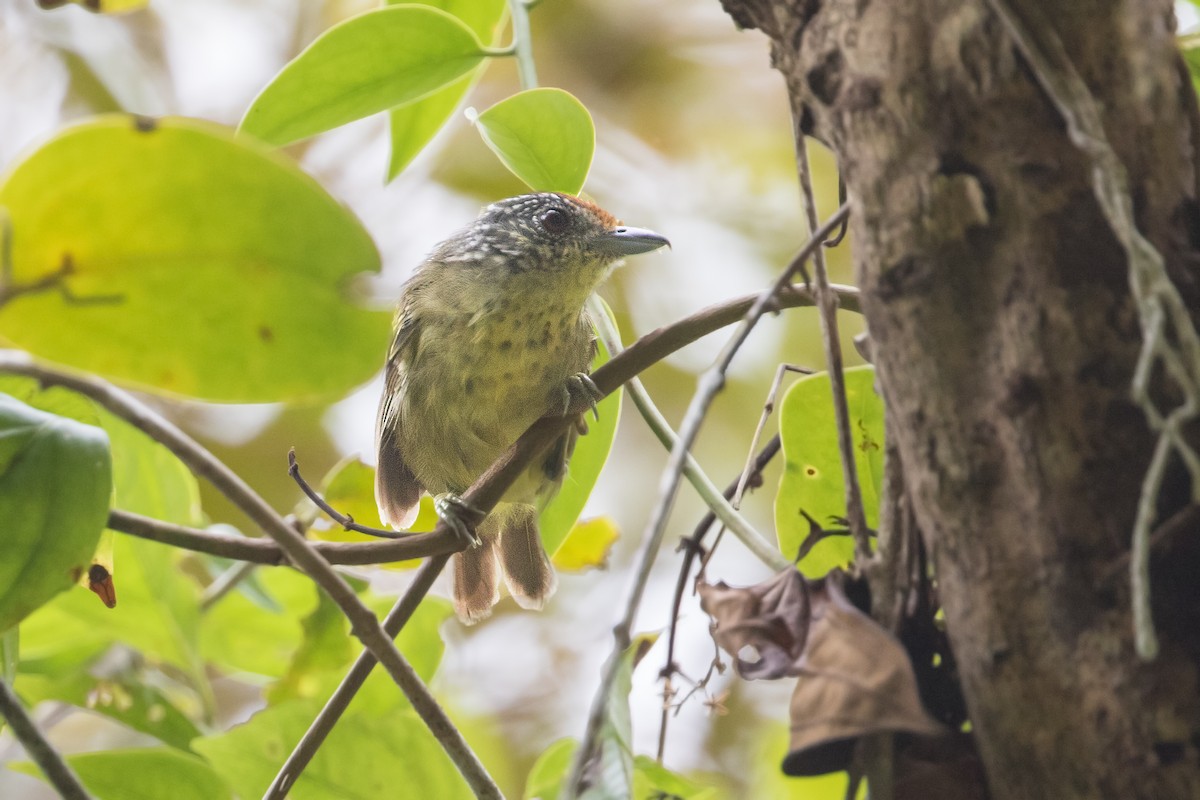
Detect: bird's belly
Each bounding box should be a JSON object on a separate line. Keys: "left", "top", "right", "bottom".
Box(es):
{"left": 397, "top": 319, "right": 584, "bottom": 499}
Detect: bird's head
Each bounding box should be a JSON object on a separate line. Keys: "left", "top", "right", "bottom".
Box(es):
{"left": 435, "top": 193, "right": 669, "bottom": 290}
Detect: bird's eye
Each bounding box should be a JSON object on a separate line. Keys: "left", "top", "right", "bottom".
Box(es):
{"left": 539, "top": 208, "right": 569, "bottom": 234}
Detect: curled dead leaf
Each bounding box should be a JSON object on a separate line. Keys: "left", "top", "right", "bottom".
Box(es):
{"left": 699, "top": 569, "right": 943, "bottom": 776}
{"left": 697, "top": 567, "right": 810, "bottom": 680}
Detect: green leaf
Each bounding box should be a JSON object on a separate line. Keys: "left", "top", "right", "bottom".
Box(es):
{"left": 17, "top": 662, "right": 202, "bottom": 752}
{"left": 386, "top": 0, "right": 507, "bottom": 181}
{"left": 193, "top": 703, "right": 472, "bottom": 799}
{"left": 20, "top": 535, "right": 207, "bottom": 693}
{"left": 550, "top": 516, "right": 618, "bottom": 572}
{"left": 1, "top": 626, "right": 16, "bottom": 683}
{"left": 539, "top": 303, "right": 622, "bottom": 555}
{"left": 0, "top": 395, "right": 110, "bottom": 632}
{"left": 11, "top": 374, "right": 207, "bottom": 694}
{"left": 0, "top": 115, "right": 389, "bottom": 402}
{"left": 240, "top": 6, "right": 488, "bottom": 147}
{"left": 524, "top": 737, "right": 575, "bottom": 800}
{"left": 1181, "top": 35, "right": 1200, "bottom": 93}
{"left": 473, "top": 88, "right": 595, "bottom": 194}
{"left": 577, "top": 634, "right": 657, "bottom": 800}
{"left": 199, "top": 568, "right": 316, "bottom": 679}
{"left": 632, "top": 757, "right": 722, "bottom": 800}
{"left": 265, "top": 589, "right": 353, "bottom": 704}
{"left": 12, "top": 748, "right": 231, "bottom": 800}
{"left": 774, "top": 366, "right": 884, "bottom": 578}
{"left": 523, "top": 736, "right": 720, "bottom": 800}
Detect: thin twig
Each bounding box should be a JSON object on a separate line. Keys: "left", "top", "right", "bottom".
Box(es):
{"left": 734, "top": 363, "right": 813, "bottom": 509}
{"left": 0, "top": 354, "right": 501, "bottom": 799}
{"left": 791, "top": 122, "right": 871, "bottom": 563}
{"left": 288, "top": 450, "right": 406, "bottom": 539}
{"left": 0, "top": 679, "right": 91, "bottom": 800}
{"left": 656, "top": 434, "right": 782, "bottom": 762}
{"left": 982, "top": 0, "right": 1200, "bottom": 660}
{"left": 266, "top": 554, "right": 450, "bottom": 798}
{"left": 565, "top": 203, "right": 851, "bottom": 794}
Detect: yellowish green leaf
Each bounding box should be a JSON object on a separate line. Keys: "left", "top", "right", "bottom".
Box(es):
{"left": 0, "top": 115, "right": 389, "bottom": 402}
{"left": 775, "top": 366, "right": 883, "bottom": 578}
{"left": 241, "top": 6, "right": 488, "bottom": 146}
{"left": 550, "top": 516, "right": 619, "bottom": 572}
{"left": 474, "top": 88, "right": 595, "bottom": 194}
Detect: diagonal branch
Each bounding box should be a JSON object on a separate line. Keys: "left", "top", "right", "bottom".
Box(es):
{"left": 0, "top": 679, "right": 91, "bottom": 800}
{"left": 265, "top": 554, "right": 450, "bottom": 799}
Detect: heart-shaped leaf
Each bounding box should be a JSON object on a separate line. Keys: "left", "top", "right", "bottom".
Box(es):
{"left": 473, "top": 88, "right": 595, "bottom": 194}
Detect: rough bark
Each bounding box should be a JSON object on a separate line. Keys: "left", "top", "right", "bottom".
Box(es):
{"left": 718, "top": 0, "right": 1200, "bottom": 798}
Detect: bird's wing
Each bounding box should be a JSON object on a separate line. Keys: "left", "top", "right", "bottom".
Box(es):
{"left": 375, "top": 295, "right": 425, "bottom": 529}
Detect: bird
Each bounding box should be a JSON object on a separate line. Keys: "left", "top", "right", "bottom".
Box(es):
{"left": 374, "top": 193, "right": 669, "bottom": 623}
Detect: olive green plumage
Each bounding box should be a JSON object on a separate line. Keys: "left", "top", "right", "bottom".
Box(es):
{"left": 374, "top": 193, "right": 668, "bottom": 623}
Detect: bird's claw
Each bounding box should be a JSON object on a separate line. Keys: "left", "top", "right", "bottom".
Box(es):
{"left": 560, "top": 373, "right": 603, "bottom": 420}
{"left": 434, "top": 494, "right": 485, "bottom": 549}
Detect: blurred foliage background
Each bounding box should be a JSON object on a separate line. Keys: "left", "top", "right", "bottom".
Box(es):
{"left": 0, "top": 0, "right": 880, "bottom": 796}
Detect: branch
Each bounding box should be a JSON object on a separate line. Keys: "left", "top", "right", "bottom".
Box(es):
{"left": 265, "top": 554, "right": 450, "bottom": 799}
{"left": 983, "top": 0, "right": 1200, "bottom": 660}
{"left": 564, "top": 202, "right": 851, "bottom": 794}
{"left": 0, "top": 354, "right": 501, "bottom": 799}
{"left": 0, "top": 679, "right": 91, "bottom": 800}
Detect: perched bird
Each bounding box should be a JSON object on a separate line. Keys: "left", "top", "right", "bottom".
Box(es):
{"left": 374, "top": 193, "right": 669, "bottom": 623}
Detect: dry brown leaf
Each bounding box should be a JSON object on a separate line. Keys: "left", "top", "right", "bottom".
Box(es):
{"left": 698, "top": 568, "right": 810, "bottom": 680}
{"left": 699, "top": 569, "right": 944, "bottom": 776}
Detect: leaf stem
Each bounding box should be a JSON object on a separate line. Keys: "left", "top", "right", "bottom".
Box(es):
{"left": 507, "top": 0, "right": 538, "bottom": 90}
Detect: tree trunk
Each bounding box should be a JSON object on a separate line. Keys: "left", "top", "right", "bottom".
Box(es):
{"left": 717, "top": 0, "right": 1200, "bottom": 797}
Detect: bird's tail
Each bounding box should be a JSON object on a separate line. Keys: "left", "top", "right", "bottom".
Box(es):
{"left": 452, "top": 504, "right": 557, "bottom": 624}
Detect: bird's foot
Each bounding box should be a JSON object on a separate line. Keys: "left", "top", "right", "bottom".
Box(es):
{"left": 559, "top": 372, "right": 603, "bottom": 419}
{"left": 434, "top": 493, "right": 485, "bottom": 549}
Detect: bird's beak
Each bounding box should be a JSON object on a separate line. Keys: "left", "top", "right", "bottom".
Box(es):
{"left": 594, "top": 226, "right": 671, "bottom": 257}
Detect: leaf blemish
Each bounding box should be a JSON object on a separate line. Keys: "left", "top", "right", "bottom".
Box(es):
{"left": 258, "top": 326, "right": 274, "bottom": 343}
{"left": 133, "top": 116, "right": 158, "bottom": 133}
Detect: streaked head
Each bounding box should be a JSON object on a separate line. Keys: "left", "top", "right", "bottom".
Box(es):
{"left": 437, "top": 193, "right": 669, "bottom": 276}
